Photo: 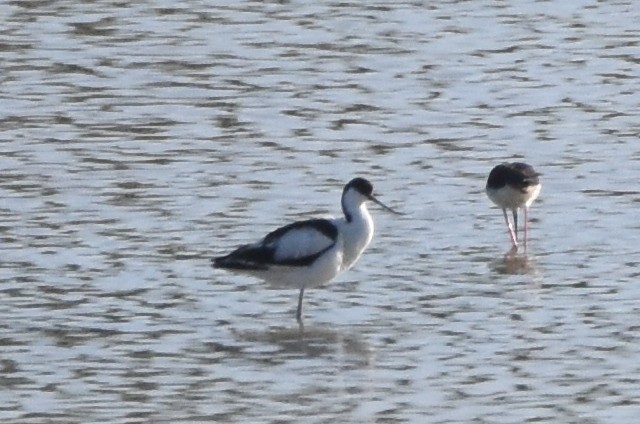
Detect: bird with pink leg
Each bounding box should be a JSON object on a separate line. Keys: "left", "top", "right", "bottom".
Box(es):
{"left": 486, "top": 162, "right": 541, "bottom": 253}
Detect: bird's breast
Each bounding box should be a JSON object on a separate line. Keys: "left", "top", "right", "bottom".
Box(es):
{"left": 339, "top": 215, "right": 374, "bottom": 270}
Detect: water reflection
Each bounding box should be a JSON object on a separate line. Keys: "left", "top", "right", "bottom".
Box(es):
{"left": 237, "top": 325, "right": 374, "bottom": 366}
{"left": 489, "top": 250, "right": 538, "bottom": 275}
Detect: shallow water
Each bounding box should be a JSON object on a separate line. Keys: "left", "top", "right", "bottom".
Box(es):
{"left": 2, "top": 0, "right": 640, "bottom": 422}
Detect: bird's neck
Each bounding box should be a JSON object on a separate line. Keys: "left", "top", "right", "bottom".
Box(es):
{"left": 340, "top": 203, "right": 374, "bottom": 270}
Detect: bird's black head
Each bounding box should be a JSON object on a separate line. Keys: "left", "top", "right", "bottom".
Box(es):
{"left": 342, "top": 177, "right": 401, "bottom": 220}
{"left": 487, "top": 162, "right": 540, "bottom": 190}
{"left": 344, "top": 177, "right": 374, "bottom": 197}
{"left": 510, "top": 162, "right": 540, "bottom": 184}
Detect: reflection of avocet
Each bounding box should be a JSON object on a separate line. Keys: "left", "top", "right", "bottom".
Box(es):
{"left": 213, "top": 177, "right": 401, "bottom": 323}
{"left": 486, "top": 162, "right": 541, "bottom": 251}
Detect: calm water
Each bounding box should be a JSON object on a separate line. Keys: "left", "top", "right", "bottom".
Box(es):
{"left": 2, "top": 0, "right": 640, "bottom": 422}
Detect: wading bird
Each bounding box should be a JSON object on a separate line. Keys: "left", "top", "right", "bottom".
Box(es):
{"left": 213, "top": 177, "right": 401, "bottom": 323}
{"left": 486, "top": 162, "right": 541, "bottom": 251}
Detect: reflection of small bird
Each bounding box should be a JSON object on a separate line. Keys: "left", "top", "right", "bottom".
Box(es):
{"left": 486, "top": 162, "right": 541, "bottom": 250}
{"left": 212, "top": 177, "right": 401, "bottom": 323}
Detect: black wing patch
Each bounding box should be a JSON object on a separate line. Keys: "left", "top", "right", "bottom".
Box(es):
{"left": 487, "top": 163, "right": 540, "bottom": 192}
{"left": 213, "top": 219, "right": 338, "bottom": 270}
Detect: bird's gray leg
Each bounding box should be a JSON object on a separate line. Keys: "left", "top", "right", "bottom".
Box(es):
{"left": 296, "top": 288, "right": 304, "bottom": 323}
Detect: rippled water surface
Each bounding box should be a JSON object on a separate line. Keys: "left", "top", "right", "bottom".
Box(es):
{"left": 2, "top": 0, "right": 640, "bottom": 422}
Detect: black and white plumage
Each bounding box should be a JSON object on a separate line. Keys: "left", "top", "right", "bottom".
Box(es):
{"left": 486, "top": 162, "right": 541, "bottom": 251}
{"left": 212, "top": 177, "right": 400, "bottom": 322}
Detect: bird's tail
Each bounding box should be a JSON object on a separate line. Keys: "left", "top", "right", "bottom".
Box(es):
{"left": 211, "top": 245, "right": 269, "bottom": 271}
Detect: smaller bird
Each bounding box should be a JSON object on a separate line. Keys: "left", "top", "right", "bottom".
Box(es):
{"left": 212, "top": 177, "right": 401, "bottom": 323}
{"left": 486, "top": 162, "right": 541, "bottom": 251}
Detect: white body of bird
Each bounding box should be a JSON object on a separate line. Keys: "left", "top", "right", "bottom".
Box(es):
{"left": 212, "top": 177, "right": 399, "bottom": 322}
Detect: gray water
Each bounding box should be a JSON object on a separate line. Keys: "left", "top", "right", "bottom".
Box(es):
{"left": 2, "top": 0, "right": 640, "bottom": 422}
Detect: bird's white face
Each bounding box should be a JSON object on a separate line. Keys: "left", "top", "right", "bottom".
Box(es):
{"left": 341, "top": 187, "right": 369, "bottom": 215}
{"left": 524, "top": 184, "right": 541, "bottom": 207}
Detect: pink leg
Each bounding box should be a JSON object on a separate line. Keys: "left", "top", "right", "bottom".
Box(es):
{"left": 502, "top": 208, "right": 518, "bottom": 249}
{"left": 524, "top": 206, "right": 530, "bottom": 251}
